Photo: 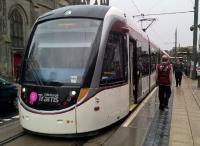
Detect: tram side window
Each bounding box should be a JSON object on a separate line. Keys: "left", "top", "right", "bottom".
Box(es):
{"left": 138, "top": 48, "right": 150, "bottom": 76}
{"left": 100, "top": 32, "right": 127, "bottom": 85}
{"left": 151, "top": 52, "right": 157, "bottom": 72}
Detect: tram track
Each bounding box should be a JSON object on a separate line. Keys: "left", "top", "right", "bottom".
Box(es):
{"left": 0, "top": 121, "right": 120, "bottom": 146}
{"left": 0, "top": 131, "right": 25, "bottom": 146}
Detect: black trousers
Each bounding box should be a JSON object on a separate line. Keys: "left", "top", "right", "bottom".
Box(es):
{"left": 159, "top": 85, "right": 171, "bottom": 109}
{"left": 175, "top": 72, "right": 182, "bottom": 86}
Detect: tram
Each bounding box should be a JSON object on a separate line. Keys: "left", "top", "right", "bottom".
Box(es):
{"left": 18, "top": 5, "right": 163, "bottom": 136}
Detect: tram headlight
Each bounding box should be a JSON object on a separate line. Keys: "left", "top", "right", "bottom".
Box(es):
{"left": 69, "top": 90, "right": 76, "bottom": 96}
{"left": 22, "top": 88, "right": 26, "bottom": 93}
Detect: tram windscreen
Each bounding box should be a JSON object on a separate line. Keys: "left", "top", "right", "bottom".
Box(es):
{"left": 24, "top": 19, "right": 101, "bottom": 86}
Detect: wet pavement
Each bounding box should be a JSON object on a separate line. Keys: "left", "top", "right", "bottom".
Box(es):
{"left": 169, "top": 77, "right": 200, "bottom": 146}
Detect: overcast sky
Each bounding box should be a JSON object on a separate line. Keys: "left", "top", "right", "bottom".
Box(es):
{"left": 91, "top": 0, "right": 195, "bottom": 50}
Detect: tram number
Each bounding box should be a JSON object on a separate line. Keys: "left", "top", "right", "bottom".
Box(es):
{"left": 38, "top": 93, "right": 59, "bottom": 103}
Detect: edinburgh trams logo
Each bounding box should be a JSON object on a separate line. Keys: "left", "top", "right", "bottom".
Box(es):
{"left": 29, "top": 91, "right": 59, "bottom": 105}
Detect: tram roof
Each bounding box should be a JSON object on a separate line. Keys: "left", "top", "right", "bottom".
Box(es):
{"left": 38, "top": 5, "right": 110, "bottom": 22}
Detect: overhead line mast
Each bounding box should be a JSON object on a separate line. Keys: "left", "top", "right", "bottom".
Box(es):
{"left": 191, "top": 0, "right": 199, "bottom": 79}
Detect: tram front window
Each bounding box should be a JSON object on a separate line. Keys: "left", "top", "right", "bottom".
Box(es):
{"left": 24, "top": 19, "right": 101, "bottom": 86}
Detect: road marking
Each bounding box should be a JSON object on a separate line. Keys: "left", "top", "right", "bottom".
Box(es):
{"left": 12, "top": 115, "right": 19, "bottom": 119}
{"left": 3, "top": 119, "right": 12, "bottom": 122}
{"left": 0, "top": 121, "right": 3, "bottom": 124}
{"left": 122, "top": 87, "right": 158, "bottom": 127}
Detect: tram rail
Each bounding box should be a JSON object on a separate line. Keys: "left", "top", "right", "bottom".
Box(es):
{"left": 0, "top": 131, "right": 25, "bottom": 146}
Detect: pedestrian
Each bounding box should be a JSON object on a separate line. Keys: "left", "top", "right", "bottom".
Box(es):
{"left": 155, "top": 55, "right": 172, "bottom": 111}
{"left": 174, "top": 58, "right": 184, "bottom": 87}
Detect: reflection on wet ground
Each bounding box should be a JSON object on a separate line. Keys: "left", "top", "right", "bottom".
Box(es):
{"left": 143, "top": 85, "right": 173, "bottom": 146}
{"left": 143, "top": 103, "right": 172, "bottom": 146}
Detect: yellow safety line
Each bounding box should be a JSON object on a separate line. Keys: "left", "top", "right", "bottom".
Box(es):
{"left": 129, "top": 104, "right": 137, "bottom": 112}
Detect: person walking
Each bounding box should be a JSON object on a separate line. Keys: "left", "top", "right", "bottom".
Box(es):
{"left": 174, "top": 58, "right": 184, "bottom": 87}
{"left": 155, "top": 55, "right": 173, "bottom": 110}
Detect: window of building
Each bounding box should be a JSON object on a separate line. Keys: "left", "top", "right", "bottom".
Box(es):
{"left": 100, "top": 32, "right": 127, "bottom": 85}
{"left": 10, "top": 10, "right": 23, "bottom": 48}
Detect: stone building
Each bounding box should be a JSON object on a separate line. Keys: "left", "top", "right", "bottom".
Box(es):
{"left": 0, "top": 0, "right": 109, "bottom": 80}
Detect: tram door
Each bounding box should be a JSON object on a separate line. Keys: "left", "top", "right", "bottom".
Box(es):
{"left": 129, "top": 39, "right": 137, "bottom": 104}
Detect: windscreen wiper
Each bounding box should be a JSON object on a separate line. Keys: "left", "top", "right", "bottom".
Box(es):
{"left": 26, "top": 59, "right": 44, "bottom": 86}
{"left": 44, "top": 80, "right": 64, "bottom": 86}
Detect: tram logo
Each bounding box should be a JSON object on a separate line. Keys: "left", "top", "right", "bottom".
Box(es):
{"left": 29, "top": 91, "right": 38, "bottom": 105}
{"left": 38, "top": 93, "right": 59, "bottom": 103}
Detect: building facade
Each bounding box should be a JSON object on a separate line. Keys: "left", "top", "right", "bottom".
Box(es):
{"left": 0, "top": 0, "right": 75, "bottom": 80}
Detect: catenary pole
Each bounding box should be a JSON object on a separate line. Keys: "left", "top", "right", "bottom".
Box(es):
{"left": 175, "top": 28, "right": 177, "bottom": 59}
{"left": 191, "top": 0, "right": 199, "bottom": 79}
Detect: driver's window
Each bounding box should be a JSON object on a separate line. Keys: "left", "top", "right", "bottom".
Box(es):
{"left": 100, "top": 31, "right": 126, "bottom": 85}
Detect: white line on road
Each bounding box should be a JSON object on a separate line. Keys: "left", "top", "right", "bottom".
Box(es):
{"left": 12, "top": 115, "right": 19, "bottom": 119}
{"left": 3, "top": 119, "right": 12, "bottom": 122}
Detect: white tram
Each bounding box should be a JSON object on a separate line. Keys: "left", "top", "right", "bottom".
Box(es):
{"left": 18, "top": 5, "right": 162, "bottom": 136}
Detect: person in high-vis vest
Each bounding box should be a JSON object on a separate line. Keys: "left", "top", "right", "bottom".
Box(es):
{"left": 155, "top": 55, "right": 173, "bottom": 111}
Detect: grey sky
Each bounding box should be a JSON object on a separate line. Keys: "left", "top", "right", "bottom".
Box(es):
{"left": 91, "top": 0, "right": 195, "bottom": 51}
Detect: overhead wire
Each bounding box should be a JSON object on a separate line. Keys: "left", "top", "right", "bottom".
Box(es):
{"left": 129, "top": 0, "right": 146, "bottom": 30}
{"left": 128, "top": 0, "right": 193, "bottom": 50}
{"left": 130, "top": 0, "right": 142, "bottom": 14}
{"left": 145, "top": 0, "right": 166, "bottom": 13}
{"left": 189, "top": 0, "right": 194, "bottom": 5}
{"left": 133, "top": 10, "right": 194, "bottom": 18}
